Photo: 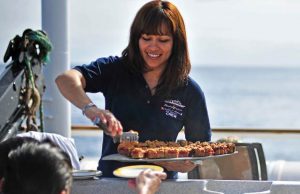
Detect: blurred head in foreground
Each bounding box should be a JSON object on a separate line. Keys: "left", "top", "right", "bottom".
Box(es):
{"left": 2, "top": 142, "right": 72, "bottom": 194}
{"left": 0, "top": 137, "right": 39, "bottom": 179}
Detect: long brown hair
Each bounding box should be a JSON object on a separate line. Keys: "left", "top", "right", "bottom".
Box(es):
{"left": 122, "top": 0, "right": 191, "bottom": 96}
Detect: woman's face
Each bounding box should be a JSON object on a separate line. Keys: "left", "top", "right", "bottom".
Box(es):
{"left": 139, "top": 26, "right": 173, "bottom": 72}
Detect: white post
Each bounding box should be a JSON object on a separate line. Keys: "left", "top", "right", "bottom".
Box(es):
{"left": 41, "top": 0, "right": 71, "bottom": 137}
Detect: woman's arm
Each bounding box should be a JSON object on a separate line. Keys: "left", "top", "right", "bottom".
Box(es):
{"left": 56, "top": 69, "right": 91, "bottom": 110}
{"left": 55, "top": 69, "right": 122, "bottom": 136}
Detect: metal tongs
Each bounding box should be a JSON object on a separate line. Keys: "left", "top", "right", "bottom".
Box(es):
{"left": 93, "top": 117, "right": 139, "bottom": 143}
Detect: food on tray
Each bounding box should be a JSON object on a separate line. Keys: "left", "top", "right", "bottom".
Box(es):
{"left": 178, "top": 147, "right": 191, "bottom": 157}
{"left": 131, "top": 148, "right": 146, "bottom": 159}
{"left": 164, "top": 147, "right": 179, "bottom": 158}
{"left": 117, "top": 141, "right": 138, "bottom": 156}
{"left": 147, "top": 148, "right": 165, "bottom": 159}
{"left": 194, "top": 147, "right": 206, "bottom": 157}
{"left": 117, "top": 140, "right": 236, "bottom": 159}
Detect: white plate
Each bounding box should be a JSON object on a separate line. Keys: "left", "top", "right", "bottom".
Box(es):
{"left": 113, "top": 165, "right": 164, "bottom": 178}
{"left": 72, "top": 170, "right": 102, "bottom": 180}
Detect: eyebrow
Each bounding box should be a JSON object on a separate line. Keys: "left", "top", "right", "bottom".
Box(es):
{"left": 142, "top": 33, "right": 172, "bottom": 37}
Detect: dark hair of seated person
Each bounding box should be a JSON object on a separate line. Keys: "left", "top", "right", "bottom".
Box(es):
{"left": 0, "top": 137, "right": 39, "bottom": 178}
{"left": 2, "top": 142, "right": 73, "bottom": 194}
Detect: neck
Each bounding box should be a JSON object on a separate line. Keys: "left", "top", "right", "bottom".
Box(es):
{"left": 143, "top": 70, "right": 162, "bottom": 95}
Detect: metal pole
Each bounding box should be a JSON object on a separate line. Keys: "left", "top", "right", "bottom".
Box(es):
{"left": 41, "top": 0, "right": 71, "bottom": 137}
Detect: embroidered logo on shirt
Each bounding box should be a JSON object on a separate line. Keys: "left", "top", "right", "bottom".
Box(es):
{"left": 161, "top": 99, "right": 185, "bottom": 119}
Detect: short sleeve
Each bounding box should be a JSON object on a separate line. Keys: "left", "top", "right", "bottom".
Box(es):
{"left": 73, "top": 56, "right": 121, "bottom": 93}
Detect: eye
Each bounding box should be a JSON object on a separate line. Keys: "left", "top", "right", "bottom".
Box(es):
{"left": 142, "top": 37, "right": 151, "bottom": 41}
{"left": 159, "top": 35, "right": 172, "bottom": 43}
{"left": 141, "top": 35, "right": 151, "bottom": 41}
{"left": 159, "top": 39, "right": 170, "bottom": 43}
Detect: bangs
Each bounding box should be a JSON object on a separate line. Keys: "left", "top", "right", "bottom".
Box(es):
{"left": 141, "top": 11, "right": 173, "bottom": 36}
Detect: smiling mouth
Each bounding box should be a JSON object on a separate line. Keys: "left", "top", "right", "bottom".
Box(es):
{"left": 147, "top": 53, "right": 160, "bottom": 58}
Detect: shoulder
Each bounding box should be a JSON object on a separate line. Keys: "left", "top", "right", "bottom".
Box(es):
{"left": 186, "top": 77, "right": 205, "bottom": 97}
{"left": 94, "top": 56, "right": 123, "bottom": 66}
{"left": 73, "top": 56, "right": 128, "bottom": 80}
{"left": 74, "top": 56, "right": 125, "bottom": 72}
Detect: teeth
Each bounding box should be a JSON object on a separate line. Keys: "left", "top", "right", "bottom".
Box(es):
{"left": 148, "top": 53, "right": 160, "bottom": 58}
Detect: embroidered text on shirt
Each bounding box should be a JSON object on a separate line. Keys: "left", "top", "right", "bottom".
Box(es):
{"left": 161, "top": 99, "right": 185, "bottom": 119}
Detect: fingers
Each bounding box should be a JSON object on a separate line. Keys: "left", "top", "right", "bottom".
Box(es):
{"left": 103, "top": 111, "right": 117, "bottom": 136}
{"left": 141, "top": 169, "right": 166, "bottom": 180}
{"left": 101, "top": 110, "right": 123, "bottom": 137}
{"left": 152, "top": 171, "right": 167, "bottom": 180}
{"left": 85, "top": 107, "right": 123, "bottom": 137}
{"left": 116, "top": 121, "right": 123, "bottom": 135}
{"left": 137, "top": 169, "right": 165, "bottom": 180}
{"left": 136, "top": 169, "right": 166, "bottom": 193}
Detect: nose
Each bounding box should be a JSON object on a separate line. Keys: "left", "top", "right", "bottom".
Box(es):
{"left": 148, "top": 39, "right": 159, "bottom": 50}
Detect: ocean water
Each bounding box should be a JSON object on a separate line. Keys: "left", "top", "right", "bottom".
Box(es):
{"left": 71, "top": 66, "right": 300, "bottom": 129}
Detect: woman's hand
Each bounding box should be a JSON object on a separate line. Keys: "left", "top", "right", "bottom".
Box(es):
{"left": 85, "top": 106, "right": 123, "bottom": 137}
{"left": 128, "top": 169, "right": 167, "bottom": 194}
{"left": 153, "top": 160, "right": 196, "bottom": 173}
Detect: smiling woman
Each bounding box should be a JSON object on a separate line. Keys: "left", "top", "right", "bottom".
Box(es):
{"left": 55, "top": 0, "right": 211, "bottom": 179}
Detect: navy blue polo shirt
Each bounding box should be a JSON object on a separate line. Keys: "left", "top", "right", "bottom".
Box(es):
{"left": 74, "top": 56, "right": 211, "bottom": 179}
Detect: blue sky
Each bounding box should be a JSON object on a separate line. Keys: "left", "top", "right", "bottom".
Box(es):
{"left": 1, "top": 0, "right": 300, "bottom": 67}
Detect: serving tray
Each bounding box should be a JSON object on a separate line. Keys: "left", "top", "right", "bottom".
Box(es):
{"left": 102, "top": 151, "right": 238, "bottom": 164}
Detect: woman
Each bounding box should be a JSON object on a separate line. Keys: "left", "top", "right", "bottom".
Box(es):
{"left": 56, "top": 0, "right": 211, "bottom": 179}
